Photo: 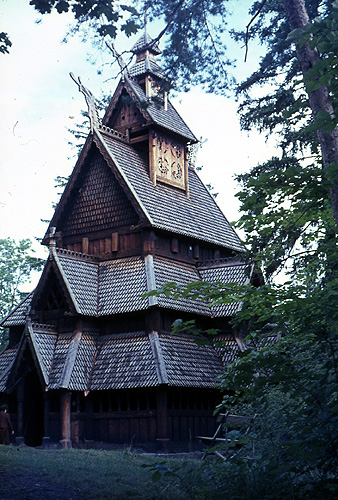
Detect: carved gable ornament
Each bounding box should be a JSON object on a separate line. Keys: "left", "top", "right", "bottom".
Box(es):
{"left": 149, "top": 131, "right": 188, "bottom": 191}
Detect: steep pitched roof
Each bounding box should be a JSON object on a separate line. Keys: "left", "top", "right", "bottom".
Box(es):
{"left": 152, "top": 256, "right": 210, "bottom": 315}
{"left": 95, "top": 129, "right": 242, "bottom": 251}
{"left": 159, "top": 333, "right": 224, "bottom": 388}
{"left": 131, "top": 31, "right": 161, "bottom": 55}
{"left": 29, "top": 323, "right": 58, "bottom": 386}
{"left": 90, "top": 332, "right": 159, "bottom": 390}
{"left": 26, "top": 249, "right": 252, "bottom": 323}
{"left": 98, "top": 256, "right": 148, "bottom": 315}
{"left": 103, "top": 77, "right": 197, "bottom": 143}
{"left": 129, "top": 59, "right": 165, "bottom": 79}
{"left": 0, "top": 321, "right": 279, "bottom": 394}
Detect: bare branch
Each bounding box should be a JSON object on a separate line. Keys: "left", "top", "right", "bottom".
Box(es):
{"left": 244, "top": 0, "right": 267, "bottom": 62}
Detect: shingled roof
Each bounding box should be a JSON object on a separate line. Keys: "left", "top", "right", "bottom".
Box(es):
{"left": 1, "top": 292, "right": 33, "bottom": 327}
{"left": 199, "top": 260, "right": 253, "bottom": 317}
{"left": 103, "top": 76, "right": 197, "bottom": 143}
{"left": 28, "top": 249, "right": 249, "bottom": 321}
{"left": 1, "top": 324, "right": 236, "bottom": 391}
{"left": 0, "top": 345, "right": 19, "bottom": 392}
{"left": 94, "top": 129, "right": 242, "bottom": 251}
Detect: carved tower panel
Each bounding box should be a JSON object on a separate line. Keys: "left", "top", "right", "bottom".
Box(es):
{"left": 149, "top": 131, "right": 188, "bottom": 191}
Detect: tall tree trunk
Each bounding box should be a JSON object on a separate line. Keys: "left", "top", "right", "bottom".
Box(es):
{"left": 283, "top": 0, "right": 338, "bottom": 226}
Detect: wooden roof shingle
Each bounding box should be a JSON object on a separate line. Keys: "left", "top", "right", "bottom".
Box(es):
{"left": 96, "top": 129, "right": 243, "bottom": 251}
{"left": 0, "top": 292, "right": 33, "bottom": 327}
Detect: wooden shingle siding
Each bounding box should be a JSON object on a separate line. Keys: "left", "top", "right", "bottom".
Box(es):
{"left": 61, "top": 151, "right": 139, "bottom": 237}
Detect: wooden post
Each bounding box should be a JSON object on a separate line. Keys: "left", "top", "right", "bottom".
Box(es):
{"left": 85, "top": 395, "right": 93, "bottom": 443}
{"left": 156, "top": 387, "right": 169, "bottom": 452}
{"left": 60, "top": 391, "right": 72, "bottom": 448}
{"left": 42, "top": 392, "right": 51, "bottom": 448}
{"left": 15, "top": 382, "right": 25, "bottom": 446}
{"left": 112, "top": 232, "right": 119, "bottom": 252}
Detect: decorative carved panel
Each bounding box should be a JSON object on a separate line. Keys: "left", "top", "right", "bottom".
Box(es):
{"left": 149, "top": 132, "right": 187, "bottom": 190}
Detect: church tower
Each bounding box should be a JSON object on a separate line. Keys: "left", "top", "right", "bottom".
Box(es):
{"left": 0, "top": 32, "right": 251, "bottom": 450}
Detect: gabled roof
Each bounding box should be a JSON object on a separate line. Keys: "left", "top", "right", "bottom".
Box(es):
{"left": 96, "top": 129, "right": 242, "bottom": 251}
{"left": 43, "top": 125, "right": 242, "bottom": 251}
{"left": 42, "top": 135, "right": 145, "bottom": 245}
{"left": 103, "top": 76, "right": 198, "bottom": 143}
{"left": 0, "top": 321, "right": 280, "bottom": 394}
{"left": 0, "top": 325, "right": 237, "bottom": 392}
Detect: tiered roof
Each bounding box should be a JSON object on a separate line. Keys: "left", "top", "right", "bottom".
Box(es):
{"left": 0, "top": 324, "right": 241, "bottom": 392}
{"left": 1, "top": 250, "right": 251, "bottom": 328}
{"left": 0, "top": 323, "right": 279, "bottom": 393}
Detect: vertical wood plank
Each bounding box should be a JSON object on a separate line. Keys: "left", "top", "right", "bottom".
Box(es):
{"left": 82, "top": 237, "right": 89, "bottom": 254}
{"left": 105, "top": 238, "right": 111, "bottom": 253}
{"left": 99, "top": 239, "right": 105, "bottom": 254}
{"left": 112, "top": 232, "right": 119, "bottom": 252}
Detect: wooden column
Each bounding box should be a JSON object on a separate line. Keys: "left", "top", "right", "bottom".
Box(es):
{"left": 60, "top": 391, "right": 72, "bottom": 448}
{"left": 42, "top": 392, "right": 51, "bottom": 448}
{"left": 43, "top": 392, "right": 50, "bottom": 437}
{"left": 15, "top": 382, "right": 25, "bottom": 445}
{"left": 156, "top": 387, "right": 169, "bottom": 451}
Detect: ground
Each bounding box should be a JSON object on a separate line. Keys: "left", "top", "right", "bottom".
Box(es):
{"left": 0, "top": 462, "right": 81, "bottom": 500}
{"left": 0, "top": 445, "right": 203, "bottom": 500}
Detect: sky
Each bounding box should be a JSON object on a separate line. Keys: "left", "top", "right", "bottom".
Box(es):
{"left": 0, "top": 0, "right": 274, "bottom": 274}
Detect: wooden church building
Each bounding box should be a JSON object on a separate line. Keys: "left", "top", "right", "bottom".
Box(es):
{"left": 0, "top": 33, "right": 251, "bottom": 450}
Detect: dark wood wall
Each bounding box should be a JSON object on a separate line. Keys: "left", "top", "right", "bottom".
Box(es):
{"left": 45, "top": 387, "right": 220, "bottom": 450}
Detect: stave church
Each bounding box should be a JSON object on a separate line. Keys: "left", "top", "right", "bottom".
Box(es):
{"left": 0, "top": 32, "right": 254, "bottom": 451}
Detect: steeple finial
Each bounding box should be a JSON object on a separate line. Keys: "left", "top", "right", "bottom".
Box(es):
{"left": 144, "top": 7, "right": 148, "bottom": 36}
{"left": 70, "top": 73, "right": 101, "bottom": 133}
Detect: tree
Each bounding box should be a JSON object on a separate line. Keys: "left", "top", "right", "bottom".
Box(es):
{"left": 0, "top": 238, "right": 43, "bottom": 349}
{"left": 0, "top": 32, "right": 11, "bottom": 54}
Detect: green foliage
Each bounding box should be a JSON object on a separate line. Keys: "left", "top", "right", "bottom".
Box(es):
{"left": 29, "top": 0, "right": 141, "bottom": 44}
{"left": 0, "top": 32, "right": 12, "bottom": 54}
{"left": 0, "top": 238, "right": 43, "bottom": 349}
{"left": 288, "top": 1, "right": 338, "bottom": 133}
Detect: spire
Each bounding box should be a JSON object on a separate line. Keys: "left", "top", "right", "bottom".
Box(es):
{"left": 144, "top": 7, "right": 148, "bottom": 36}
{"left": 130, "top": 30, "right": 161, "bottom": 58}
{"left": 129, "top": 25, "right": 165, "bottom": 84}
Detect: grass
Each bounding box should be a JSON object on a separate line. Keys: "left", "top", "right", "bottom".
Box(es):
{"left": 0, "top": 446, "right": 212, "bottom": 499}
